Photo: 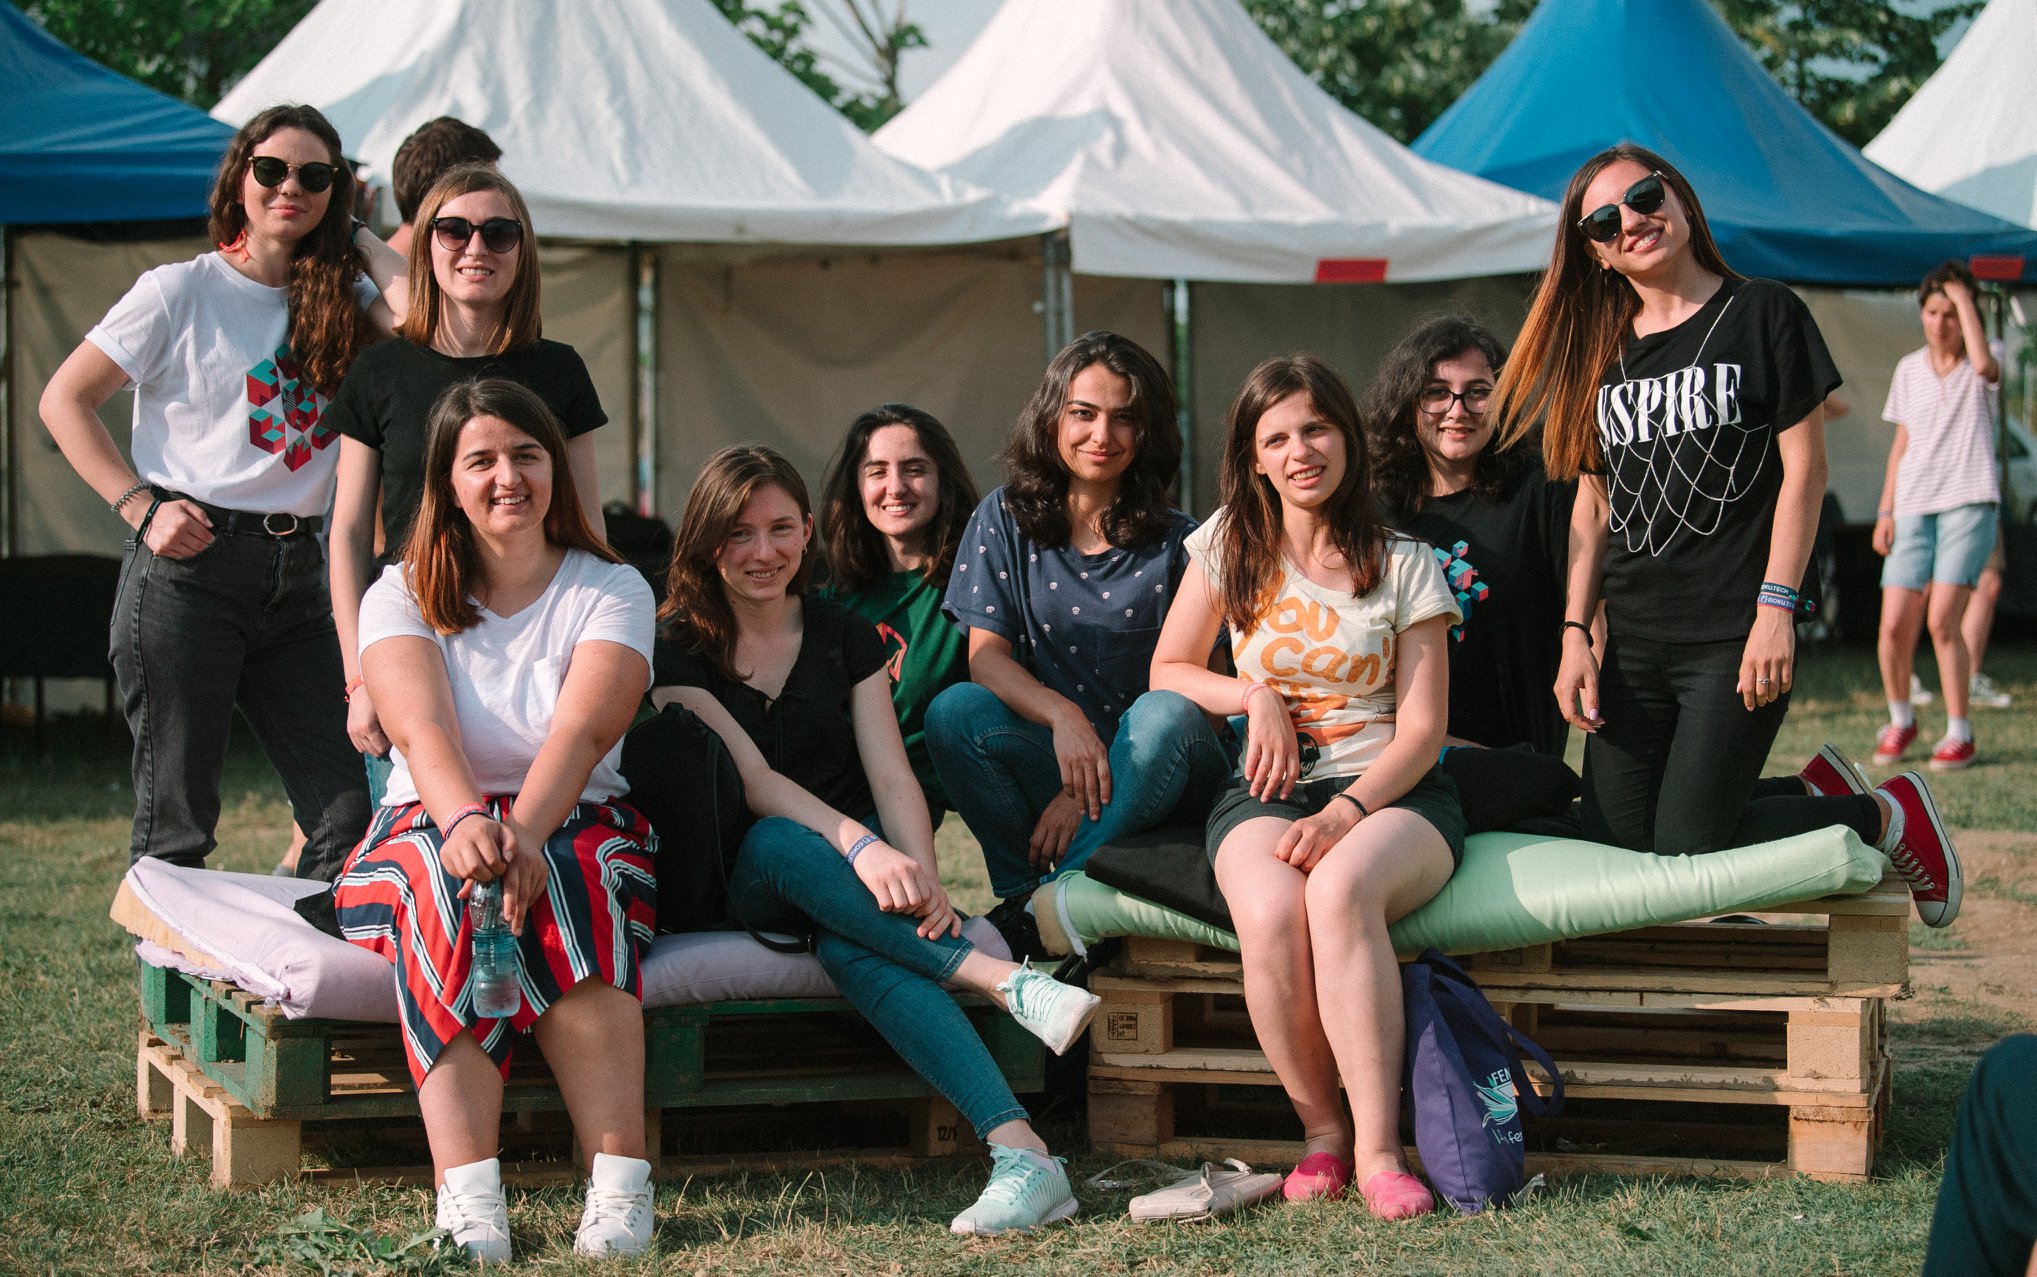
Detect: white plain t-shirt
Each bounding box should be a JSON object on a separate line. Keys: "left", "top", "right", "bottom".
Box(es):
{"left": 86, "top": 252, "right": 375, "bottom": 516}
{"left": 359, "top": 550, "right": 655, "bottom": 808}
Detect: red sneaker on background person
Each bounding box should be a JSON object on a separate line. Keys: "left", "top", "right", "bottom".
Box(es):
{"left": 1875, "top": 772, "right": 1962, "bottom": 928}
{"left": 1929, "top": 736, "right": 1976, "bottom": 771}
{"left": 1872, "top": 722, "right": 1918, "bottom": 767}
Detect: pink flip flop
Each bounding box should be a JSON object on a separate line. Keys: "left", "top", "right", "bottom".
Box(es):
{"left": 1281, "top": 1152, "right": 1353, "bottom": 1202}
{"left": 1359, "top": 1169, "right": 1435, "bottom": 1220}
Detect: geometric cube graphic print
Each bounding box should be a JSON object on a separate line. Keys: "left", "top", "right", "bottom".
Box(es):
{"left": 1431, "top": 540, "right": 1488, "bottom": 644}
{"left": 246, "top": 345, "right": 333, "bottom": 471}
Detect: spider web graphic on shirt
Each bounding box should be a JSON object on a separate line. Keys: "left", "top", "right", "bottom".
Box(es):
{"left": 1601, "top": 297, "right": 1767, "bottom": 555}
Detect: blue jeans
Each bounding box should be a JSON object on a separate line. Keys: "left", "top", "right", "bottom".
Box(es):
{"left": 111, "top": 529, "right": 368, "bottom": 877}
{"left": 924, "top": 686, "right": 1234, "bottom": 900}
{"left": 726, "top": 815, "right": 1029, "bottom": 1141}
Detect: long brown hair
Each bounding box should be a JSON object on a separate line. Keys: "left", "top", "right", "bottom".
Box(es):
{"left": 818, "top": 404, "right": 979, "bottom": 595}
{"left": 208, "top": 104, "right": 378, "bottom": 397}
{"left": 396, "top": 163, "right": 542, "bottom": 354}
{"left": 1364, "top": 314, "right": 1520, "bottom": 521}
{"left": 1216, "top": 355, "right": 1384, "bottom": 636}
{"left": 405, "top": 378, "right": 618, "bottom": 635}
{"left": 1002, "top": 330, "right": 1181, "bottom": 550}
{"left": 1491, "top": 144, "right": 1740, "bottom": 479}
{"left": 659, "top": 445, "right": 815, "bottom": 682}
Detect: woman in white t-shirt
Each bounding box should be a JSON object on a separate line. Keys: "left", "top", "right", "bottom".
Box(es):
{"left": 1151, "top": 355, "right": 1464, "bottom": 1221}
{"left": 41, "top": 104, "right": 406, "bottom": 880}
{"left": 331, "top": 379, "right": 658, "bottom": 1262}
{"left": 1871, "top": 261, "right": 2002, "bottom": 771}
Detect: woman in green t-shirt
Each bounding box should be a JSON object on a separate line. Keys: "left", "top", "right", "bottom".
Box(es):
{"left": 818, "top": 405, "right": 980, "bottom": 821}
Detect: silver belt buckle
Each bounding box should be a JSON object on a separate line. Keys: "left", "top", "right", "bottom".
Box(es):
{"left": 261, "top": 512, "right": 300, "bottom": 537}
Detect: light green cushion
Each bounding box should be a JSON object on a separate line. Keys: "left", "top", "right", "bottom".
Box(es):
{"left": 1035, "top": 826, "right": 1891, "bottom": 958}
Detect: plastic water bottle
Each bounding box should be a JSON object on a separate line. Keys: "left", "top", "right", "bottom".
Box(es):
{"left": 470, "top": 880, "right": 522, "bottom": 1019}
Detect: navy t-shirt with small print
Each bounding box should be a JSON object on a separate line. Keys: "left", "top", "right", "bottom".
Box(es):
{"left": 942, "top": 487, "right": 1196, "bottom": 742}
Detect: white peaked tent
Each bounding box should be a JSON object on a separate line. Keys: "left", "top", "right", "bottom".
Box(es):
{"left": 1865, "top": 0, "right": 2037, "bottom": 231}
{"left": 205, "top": 0, "right": 1159, "bottom": 518}
{"left": 873, "top": 0, "right": 1557, "bottom": 284}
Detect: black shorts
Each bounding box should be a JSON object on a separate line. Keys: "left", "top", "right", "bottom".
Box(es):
{"left": 1204, "top": 765, "right": 1467, "bottom": 868}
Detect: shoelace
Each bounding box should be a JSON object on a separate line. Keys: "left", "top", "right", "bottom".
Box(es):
{"left": 582, "top": 1187, "right": 647, "bottom": 1228}
{"left": 979, "top": 1148, "right": 1050, "bottom": 1205}
{"left": 1886, "top": 842, "right": 1926, "bottom": 885}
{"left": 439, "top": 1190, "right": 506, "bottom": 1233}
{"left": 999, "top": 962, "right": 1041, "bottom": 1018}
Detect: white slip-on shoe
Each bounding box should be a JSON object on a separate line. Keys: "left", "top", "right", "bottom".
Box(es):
{"left": 1128, "top": 1159, "right": 1283, "bottom": 1222}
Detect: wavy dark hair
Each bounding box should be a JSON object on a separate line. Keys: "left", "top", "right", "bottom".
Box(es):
{"left": 1491, "top": 144, "right": 1740, "bottom": 479}
{"left": 405, "top": 378, "right": 617, "bottom": 635}
{"left": 1001, "top": 330, "right": 1181, "bottom": 549}
{"left": 819, "top": 404, "right": 979, "bottom": 595}
{"left": 659, "top": 445, "right": 814, "bottom": 683}
{"left": 1918, "top": 259, "right": 1980, "bottom": 308}
{"left": 1216, "top": 355, "right": 1384, "bottom": 636}
{"left": 208, "top": 104, "right": 378, "bottom": 397}
{"left": 1364, "top": 315, "right": 1519, "bottom": 522}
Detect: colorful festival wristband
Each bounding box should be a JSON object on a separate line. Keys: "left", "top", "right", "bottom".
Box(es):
{"left": 441, "top": 802, "right": 493, "bottom": 838}
{"left": 844, "top": 832, "right": 880, "bottom": 865}
{"left": 1757, "top": 581, "right": 1800, "bottom": 613}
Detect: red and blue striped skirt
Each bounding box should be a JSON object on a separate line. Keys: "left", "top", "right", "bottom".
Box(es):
{"left": 333, "top": 797, "right": 657, "bottom": 1087}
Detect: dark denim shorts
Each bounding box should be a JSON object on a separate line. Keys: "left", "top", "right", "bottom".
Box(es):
{"left": 1205, "top": 764, "right": 1466, "bottom": 867}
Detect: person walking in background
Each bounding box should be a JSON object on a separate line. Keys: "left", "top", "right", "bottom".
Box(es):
{"left": 1872, "top": 261, "right": 2003, "bottom": 770}
{"left": 40, "top": 104, "right": 404, "bottom": 880}
{"left": 817, "top": 405, "right": 980, "bottom": 824}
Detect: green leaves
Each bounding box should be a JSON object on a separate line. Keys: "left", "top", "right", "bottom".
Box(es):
{"left": 253, "top": 1208, "right": 467, "bottom": 1276}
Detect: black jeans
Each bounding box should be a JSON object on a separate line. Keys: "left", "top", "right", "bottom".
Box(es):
{"left": 111, "top": 529, "right": 368, "bottom": 877}
{"left": 1925, "top": 1035, "right": 2037, "bottom": 1276}
{"left": 1582, "top": 634, "right": 1878, "bottom": 856}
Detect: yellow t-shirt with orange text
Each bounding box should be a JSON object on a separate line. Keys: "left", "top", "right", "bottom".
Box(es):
{"left": 1185, "top": 516, "right": 1460, "bottom": 782}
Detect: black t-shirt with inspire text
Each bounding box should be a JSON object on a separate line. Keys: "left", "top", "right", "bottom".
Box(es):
{"left": 652, "top": 597, "right": 889, "bottom": 819}
{"left": 1594, "top": 277, "right": 1839, "bottom": 643}
{"left": 1402, "top": 464, "right": 1574, "bottom": 756}
{"left": 327, "top": 338, "right": 606, "bottom": 558}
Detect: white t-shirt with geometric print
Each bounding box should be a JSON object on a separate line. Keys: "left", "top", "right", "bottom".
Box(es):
{"left": 87, "top": 252, "right": 367, "bottom": 516}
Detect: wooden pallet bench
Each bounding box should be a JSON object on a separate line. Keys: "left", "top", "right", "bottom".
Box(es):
{"left": 137, "top": 961, "right": 1044, "bottom": 1188}
{"left": 1087, "top": 882, "right": 1906, "bottom": 1184}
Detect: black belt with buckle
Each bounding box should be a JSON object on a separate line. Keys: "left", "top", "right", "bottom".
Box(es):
{"left": 156, "top": 490, "right": 323, "bottom": 538}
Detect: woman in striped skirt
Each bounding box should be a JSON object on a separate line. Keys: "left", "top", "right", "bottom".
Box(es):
{"left": 332, "top": 377, "right": 658, "bottom": 1262}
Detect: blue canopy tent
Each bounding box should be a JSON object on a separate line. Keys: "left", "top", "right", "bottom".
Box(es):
{"left": 1412, "top": 0, "right": 2037, "bottom": 287}
{"left": 0, "top": 4, "right": 231, "bottom": 225}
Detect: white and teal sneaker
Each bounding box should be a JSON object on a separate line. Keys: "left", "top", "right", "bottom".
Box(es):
{"left": 950, "top": 1145, "right": 1079, "bottom": 1235}
{"left": 998, "top": 959, "right": 1101, "bottom": 1056}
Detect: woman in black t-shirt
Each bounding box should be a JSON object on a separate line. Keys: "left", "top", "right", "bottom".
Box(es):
{"left": 645, "top": 445, "right": 1099, "bottom": 1236}
{"left": 1492, "top": 144, "right": 1960, "bottom": 928}
{"left": 327, "top": 164, "right": 605, "bottom": 776}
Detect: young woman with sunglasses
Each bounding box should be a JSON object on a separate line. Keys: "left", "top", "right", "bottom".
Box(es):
{"left": 332, "top": 379, "right": 658, "bottom": 1262}
{"left": 648, "top": 445, "right": 1098, "bottom": 1236}
{"left": 1493, "top": 144, "right": 1961, "bottom": 927}
{"left": 327, "top": 164, "right": 606, "bottom": 810}
{"left": 41, "top": 104, "right": 405, "bottom": 878}
{"left": 1151, "top": 355, "right": 1464, "bottom": 1219}
{"left": 1365, "top": 315, "right": 1573, "bottom": 758}
{"left": 816, "top": 404, "right": 980, "bottom": 821}
{"left": 924, "top": 332, "right": 1232, "bottom": 935}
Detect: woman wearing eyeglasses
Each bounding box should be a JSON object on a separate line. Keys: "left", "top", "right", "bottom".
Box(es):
{"left": 1493, "top": 144, "right": 1961, "bottom": 929}
{"left": 41, "top": 104, "right": 404, "bottom": 878}
{"left": 1365, "top": 315, "right": 1572, "bottom": 758}
{"left": 327, "top": 164, "right": 606, "bottom": 823}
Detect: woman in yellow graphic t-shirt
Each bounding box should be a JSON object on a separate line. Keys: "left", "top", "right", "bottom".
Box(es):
{"left": 1151, "top": 354, "right": 1462, "bottom": 1222}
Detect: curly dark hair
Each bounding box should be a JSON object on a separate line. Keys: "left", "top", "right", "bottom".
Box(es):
{"left": 818, "top": 404, "right": 979, "bottom": 596}
{"left": 1364, "top": 314, "right": 1519, "bottom": 522}
{"left": 1918, "top": 259, "right": 1980, "bottom": 307}
{"left": 1001, "top": 330, "right": 1181, "bottom": 550}
{"left": 207, "top": 104, "right": 378, "bottom": 397}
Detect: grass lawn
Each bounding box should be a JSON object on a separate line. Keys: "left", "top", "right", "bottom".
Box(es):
{"left": 1, "top": 642, "right": 2032, "bottom": 1275}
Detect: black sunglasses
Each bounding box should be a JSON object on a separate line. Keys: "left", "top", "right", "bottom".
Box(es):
{"left": 249, "top": 156, "right": 337, "bottom": 194}
{"left": 431, "top": 215, "right": 525, "bottom": 254}
{"left": 1576, "top": 171, "right": 1667, "bottom": 244}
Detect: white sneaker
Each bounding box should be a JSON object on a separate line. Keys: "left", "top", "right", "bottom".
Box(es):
{"left": 1970, "top": 673, "right": 2013, "bottom": 710}
{"left": 998, "top": 959, "right": 1101, "bottom": 1056}
{"left": 574, "top": 1152, "right": 655, "bottom": 1257}
{"left": 950, "top": 1144, "right": 1080, "bottom": 1235}
{"left": 435, "top": 1157, "right": 511, "bottom": 1263}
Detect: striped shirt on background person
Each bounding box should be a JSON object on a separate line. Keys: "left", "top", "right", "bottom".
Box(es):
{"left": 1884, "top": 342, "right": 2002, "bottom": 517}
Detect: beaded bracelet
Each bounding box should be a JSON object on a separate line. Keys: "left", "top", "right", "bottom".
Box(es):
{"left": 844, "top": 832, "right": 880, "bottom": 865}
{"left": 111, "top": 480, "right": 151, "bottom": 516}
{"left": 1757, "top": 582, "right": 1800, "bottom": 613}
{"left": 441, "top": 802, "right": 493, "bottom": 838}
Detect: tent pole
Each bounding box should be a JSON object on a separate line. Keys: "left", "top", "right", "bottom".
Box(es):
{"left": 1167, "top": 277, "right": 1193, "bottom": 512}
{"left": 632, "top": 243, "right": 659, "bottom": 518}
{"left": 1041, "top": 231, "right": 1074, "bottom": 361}
{"left": 1, "top": 226, "right": 13, "bottom": 557}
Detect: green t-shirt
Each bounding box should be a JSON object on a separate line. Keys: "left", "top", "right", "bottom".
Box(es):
{"left": 824, "top": 568, "right": 967, "bottom": 810}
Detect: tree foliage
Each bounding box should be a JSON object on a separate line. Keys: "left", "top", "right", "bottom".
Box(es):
{"left": 710, "top": 0, "right": 923, "bottom": 132}
{"left": 11, "top": 0, "right": 315, "bottom": 109}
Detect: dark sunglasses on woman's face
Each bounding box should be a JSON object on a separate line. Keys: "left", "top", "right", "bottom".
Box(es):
{"left": 1417, "top": 385, "right": 1492, "bottom": 415}
{"left": 431, "top": 216, "right": 525, "bottom": 254}
{"left": 249, "top": 156, "right": 337, "bottom": 194}
{"left": 1576, "top": 171, "right": 1667, "bottom": 244}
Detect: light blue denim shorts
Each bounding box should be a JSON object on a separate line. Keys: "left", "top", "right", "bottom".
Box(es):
{"left": 1882, "top": 501, "right": 2000, "bottom": 591}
